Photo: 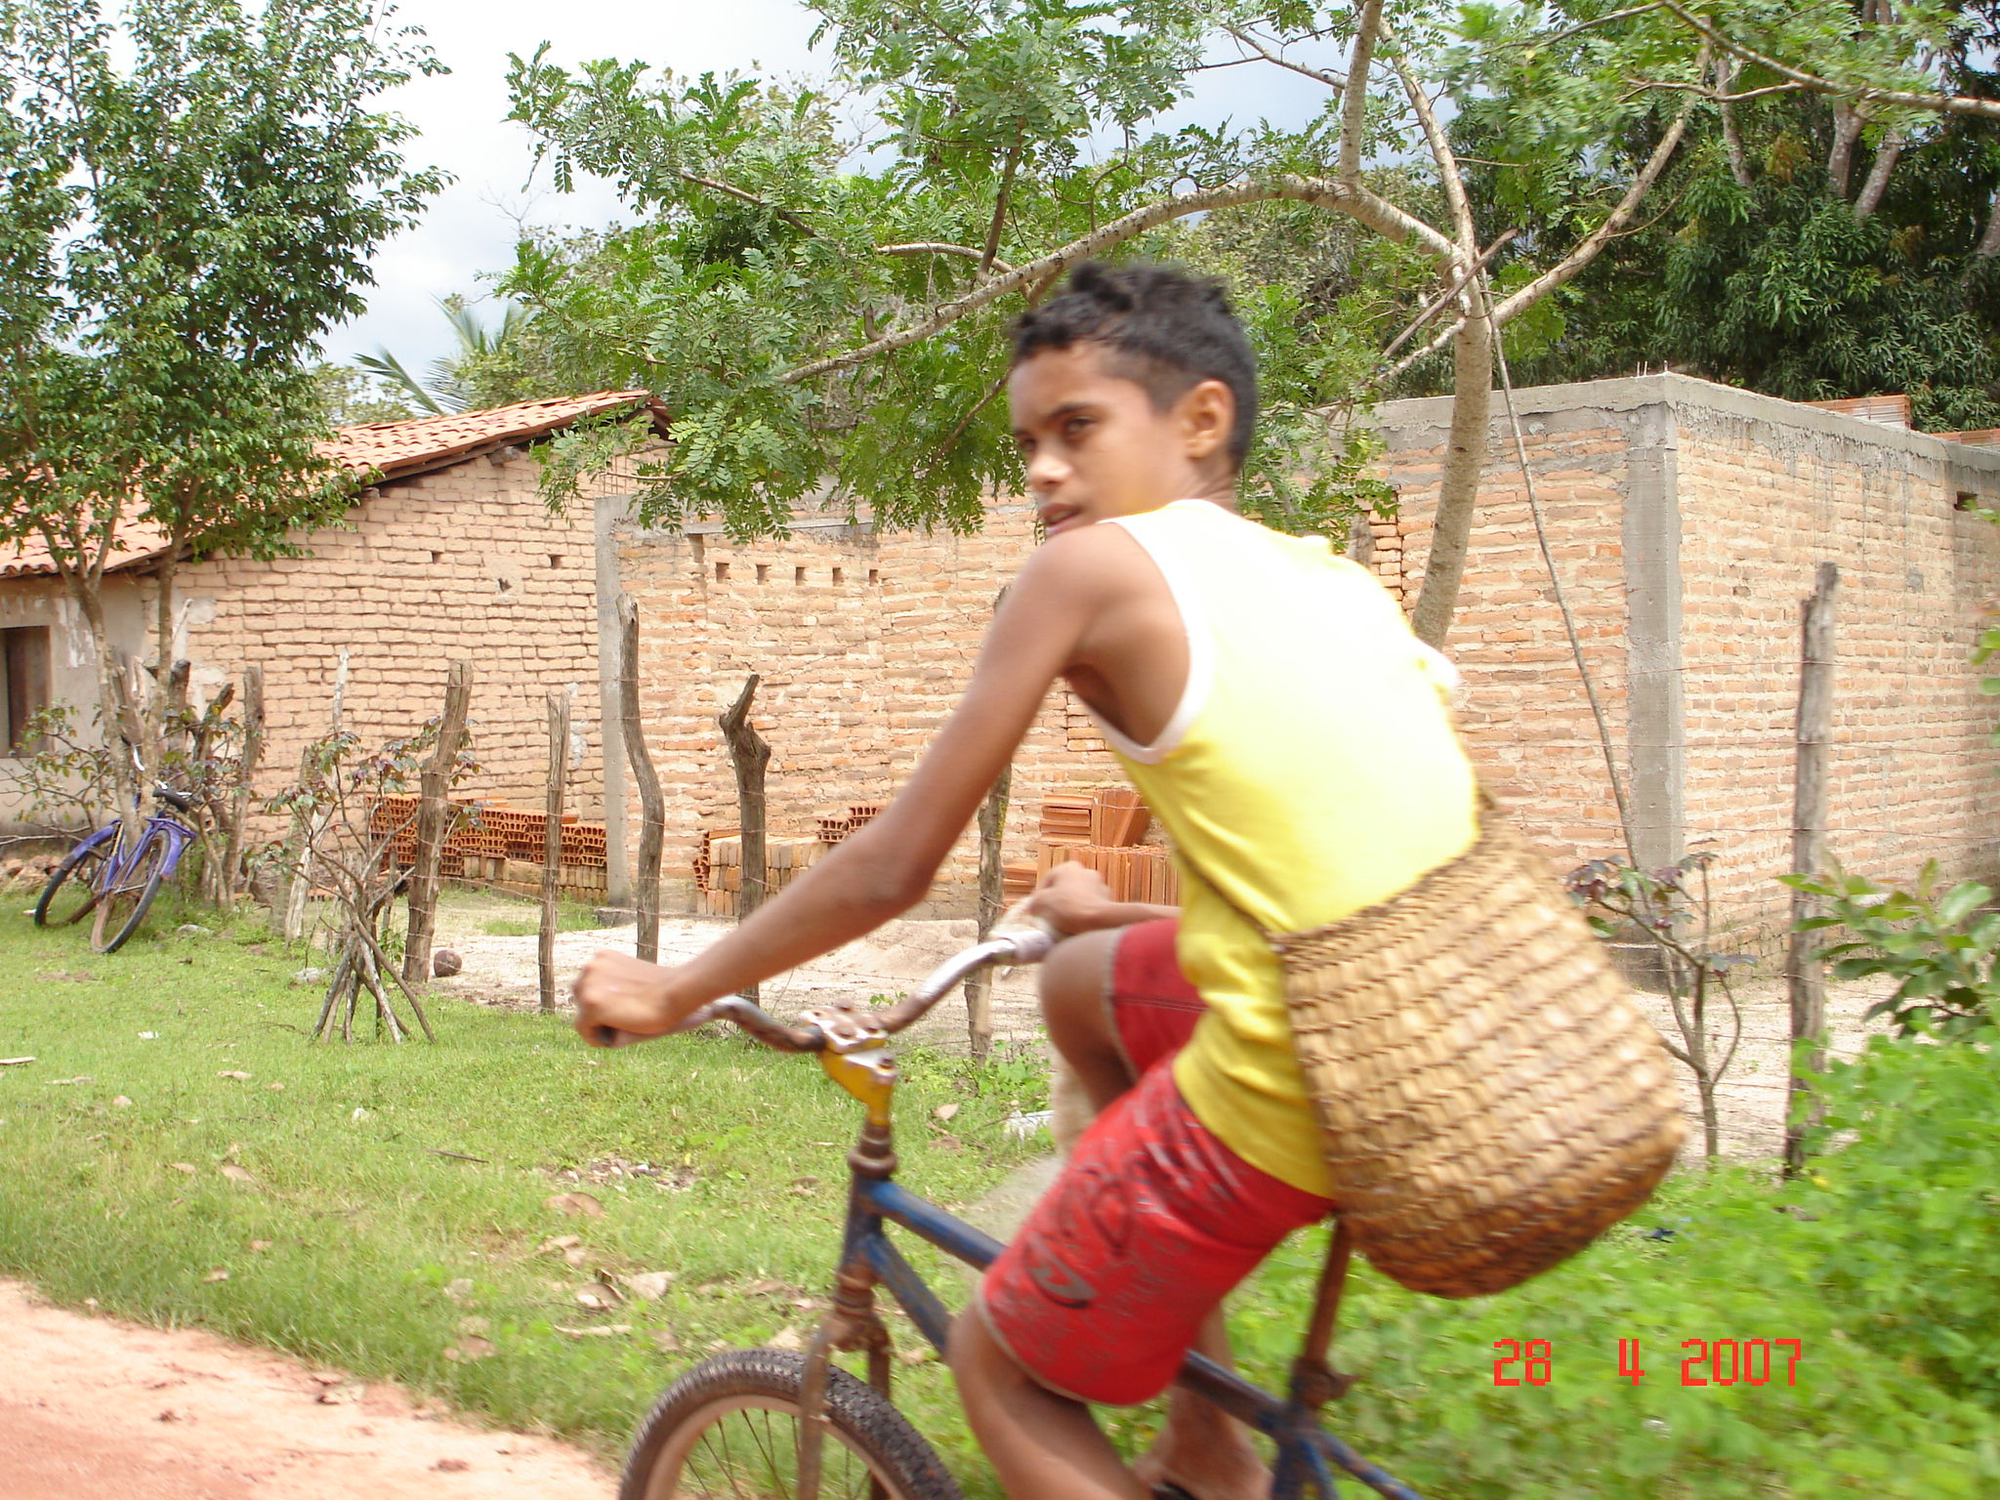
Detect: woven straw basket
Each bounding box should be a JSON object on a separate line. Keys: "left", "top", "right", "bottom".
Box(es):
{"left": 1255, "top": 811, "right": 1684, "bottom": 1298}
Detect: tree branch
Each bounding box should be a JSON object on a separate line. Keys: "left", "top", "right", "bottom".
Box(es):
{"left": 1488, "top": 99, "right": 1694, "bottom": 324}
{"left": 980, "top": 131, "right": 1025, "bottom": 276}
{"left": 1853, "top": 128, "right": 1903, "bottom": 217}
{"left": 1976, "top": 185, "right": 2000, "bottom": 259}
{"left": 1659, "top": 0, "right": 2000, "bottom": 119}
{"left": 1222, "top": 26, "right": 1345, "bottom": 93}
{"left": 876, "top": 242, "right": 1018, "bottom": 276}
{"left": 1339, "top": 0, "right": 1385, "bottom": 185}
{"left": 1641, "top": 76, "right": 1805, "bottom": 103}
{"left": 677, "top": 170, "right": 821, "bottom": 237}
{"left": 776, "top": 175, "right": 1453, "bottom": 387}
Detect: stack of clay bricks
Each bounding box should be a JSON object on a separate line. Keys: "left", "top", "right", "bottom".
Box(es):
{"left": 366, "top": 795, "right": 610, "bottom": 901}
{"left": 815, "top": 802, "right": 886, "bottom": 846}
{"left": 1010, "top": 786, "right": 1178, "bottom": 906}
{"left": 695, "top": 831, "right": 824, "bottom": 917}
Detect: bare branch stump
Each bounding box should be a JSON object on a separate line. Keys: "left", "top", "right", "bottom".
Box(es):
{"left": 1784, "top": 562, "right": 1837, "bottom": 1177}
{"left": 719, "top": 673, "right": 771, "bottom": 1002}
{"left": 618, "top": 597, "right": 666, "bottom": 963}
{"left": 541, "top": 690, "right": 571, "bottom": 1014}
{"left": 402, "top": 660, "right": 473, "bottom": 987}
{"left": 220, "top": 664, "right": 263, "bottom": 910}
{"left": 966, "top": 761, "right": 1011, "bottom": 1060}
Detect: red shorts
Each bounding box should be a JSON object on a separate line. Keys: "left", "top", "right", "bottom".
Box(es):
{"left": 978, "top": 919, "right": 1334, "bottom": 1406}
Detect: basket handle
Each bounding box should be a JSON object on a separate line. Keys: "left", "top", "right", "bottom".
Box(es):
{"left": 1290, "top": 1218, "right": 1358, "bottom": 1410}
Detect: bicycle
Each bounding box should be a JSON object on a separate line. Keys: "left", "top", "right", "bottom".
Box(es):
{"left": 32, "top": 784, "right": 198, "bottom": 954}
{"left": 611, "top": 929, "right": 1428, "bottom": 1500}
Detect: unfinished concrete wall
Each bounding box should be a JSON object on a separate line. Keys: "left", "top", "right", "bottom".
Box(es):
{"left": 1669, "top": 386, "right": 2000, "bottom": 943}
{"left": 1376, "top": 373, "right": 2000, "bottom": 949}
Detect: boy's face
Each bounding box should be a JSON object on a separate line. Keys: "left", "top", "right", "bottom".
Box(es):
{"left": 1008, "top": 342, "right": 1234, "bottom": 536}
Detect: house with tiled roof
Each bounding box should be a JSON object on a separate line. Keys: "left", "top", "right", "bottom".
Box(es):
{"left": 0, "top": 392, "right": 664, "bottom": 834}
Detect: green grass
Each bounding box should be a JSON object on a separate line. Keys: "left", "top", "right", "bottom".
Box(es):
{"left": 0, "top": 889, "right": 1046, "bottom": 1483}
{"left": 8, "top": 883, "right": 1994, "bottom": 1497}
{"left": 477, "top": 897, "right": 609, "bottom": 938}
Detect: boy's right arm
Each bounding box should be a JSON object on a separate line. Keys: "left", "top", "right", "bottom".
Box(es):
{"left": 573, "top": 524, "right": 1138, "bottom": 1044}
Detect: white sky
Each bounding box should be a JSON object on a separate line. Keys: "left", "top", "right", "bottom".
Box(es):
{"left": 324, "top": 0, "right": 1330, "bottom": 376}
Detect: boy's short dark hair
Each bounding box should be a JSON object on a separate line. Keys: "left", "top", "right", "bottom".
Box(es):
{"left": 1010, "top": 261, "right": 1258, "bottom": 470}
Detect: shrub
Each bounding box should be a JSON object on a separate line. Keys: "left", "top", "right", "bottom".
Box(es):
{"left": 1781, "top": 863, "right": 1998, "bottom": 1040}
{"left": 1788, "top": 1032, "right": 2000, "bottom": 1402}
{"left": 1226, "top": 1157, "right": 2000, "bottom": 1497}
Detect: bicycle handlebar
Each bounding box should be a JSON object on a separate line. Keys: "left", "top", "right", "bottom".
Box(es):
{"left": 609, "top": 925, "right": 1058, "bottom": 1054}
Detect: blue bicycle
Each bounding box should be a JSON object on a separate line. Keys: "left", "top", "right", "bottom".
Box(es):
{"left": 614, "top": 933, "right": 1424, "bottom": 1500}
{"left": 33, "top": 784, "right": 198, "bottom": 953}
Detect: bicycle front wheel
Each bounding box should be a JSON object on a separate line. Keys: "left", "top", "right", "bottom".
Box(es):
{"left": 91, "top": 831, "right": 172, "bottom": 954}
{"left": 34, "top": 834, "right": 112, "bottom": 929}
{"left": 621, "top": 1348, "right": 962, "bottom": 1500}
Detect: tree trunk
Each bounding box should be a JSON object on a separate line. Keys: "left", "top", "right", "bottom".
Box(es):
{"left": 718, "top": 673, "right": 771, "bottom": 1003}
{"left": 62, "top": 567, "right": 146, "bottom": 846}
{"left": 286, "top": 648, "right": 350, "bottom": 942}
{"left": 1827, "top": 104, "right": 1866, "bottom": 198}
{"left": 1853, "top": 131, "right": 1902, "bottom": 219}
{"left": 539, "top": 689, "right": 571, "bottom": 1014}
{"left": 1408, "top": 307, "right": 1494, "bottom": 649}
{"left": 220, "top": 664, "right": 264, "bottom": 909}
{"left": 1783, "top": 563, "right": 1837, "bottom": 1178}
{"left": 617, "top": 596, "right": 666, "bottom": 963}
{"left": 1717, "top": 58, "right": 1754, "bottom": 189}
{"left": 1978, "top": 187, "right": 2000, "bottom": 260}
{"left": 965, "top": 761, "right": 1011, "bottom": 1060}
{"left": 401, "top": 659, "right": 473, "bottom": 984}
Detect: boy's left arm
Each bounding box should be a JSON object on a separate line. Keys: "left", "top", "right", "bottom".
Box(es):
{"left": 572, "top": 529, "right": 1120, "bottom": 1044}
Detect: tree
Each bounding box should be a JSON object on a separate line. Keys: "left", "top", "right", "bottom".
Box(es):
{"left": 354, "top": 294, "right": 541, "bottom": 415}
{"left": 1459, "top": 1, "right": 2000, "bottom": 429}
{"left": 312, "top": 365, "right": 421, "bottom": 428}
{"left": 0, "top": 0, "right": 443, "bottom": 819}
{"left": 503, "top": 0, "right": 1706, "bottom": 646}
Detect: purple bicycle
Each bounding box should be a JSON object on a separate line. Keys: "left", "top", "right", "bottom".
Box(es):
{"left": 33, "top": 783, "right": 197, "bottom": 953}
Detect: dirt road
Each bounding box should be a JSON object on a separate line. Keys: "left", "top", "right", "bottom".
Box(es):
{"left": 0, "top": 1280, "right": 615, "bottom": 1500}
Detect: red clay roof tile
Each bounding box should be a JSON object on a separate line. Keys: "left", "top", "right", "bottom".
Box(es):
{"left": 1, "top": 390, "right": 658, "bottom": 579}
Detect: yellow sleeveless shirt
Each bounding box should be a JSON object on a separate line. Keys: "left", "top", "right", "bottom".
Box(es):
{"left": 1093, "top": 500, "right": 1478, "bottom": 1196}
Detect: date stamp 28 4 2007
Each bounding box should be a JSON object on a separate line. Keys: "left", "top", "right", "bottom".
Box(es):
{"left": 1492, "top": 1338, "right": 1805, "bottom": 1387}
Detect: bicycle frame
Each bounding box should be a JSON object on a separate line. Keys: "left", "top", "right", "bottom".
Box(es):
{"left": 787, "top": 1014, "right": 1430, "bottom": 1500}
{"left": 77, "top": 808, "right": 193, "bottom": 895}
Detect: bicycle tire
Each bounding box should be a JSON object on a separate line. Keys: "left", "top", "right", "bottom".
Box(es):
{"left": 90, "top": 830, "right": 171, "bottom": 954}
{"left": 621, "top": 1347, "right": 963, "bottom": 1500}
{"left": 33, "top": 832, "right": 113, "bottom": 929}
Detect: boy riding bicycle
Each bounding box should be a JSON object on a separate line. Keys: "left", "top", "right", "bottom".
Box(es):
{"left": 573, "top": 262, "right": 1477, "bottom": 1500}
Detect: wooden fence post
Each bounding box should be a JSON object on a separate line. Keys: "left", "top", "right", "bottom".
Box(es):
{"left": 402, "top": 659, "right": 473, "bottom": 986}
{"left": 285, "top": 647, "right": 349, "bottom": 942}
{"left": 1784, "top": 562, "right": 1837, "bottom": 1179}
{"left": 618, "top": 597, "right": 666, "bottom": 963}
{"left": 539, "top": 690, "right": 571, "bottom": 1014}
{"left": 719, "top": 673, "right": 770, "bottom": 1001}
{"left": 965, "top": 762, "right": 1011, "bottom": 1060}
{"left": 219, "top": 664, "right": 262, "bottom": 909}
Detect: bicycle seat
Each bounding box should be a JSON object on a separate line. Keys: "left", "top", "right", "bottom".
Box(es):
{"left": 154, "top": 787, "right": 195, "bottom": 814}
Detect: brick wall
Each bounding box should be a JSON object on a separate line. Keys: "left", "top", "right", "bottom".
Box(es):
{"left": 1671, "top": 399, "right": 2000, "bottom": 944}
{"left": 1377, "top": 374, "right": 2000, "bottom": 949}
{"left": 611, "top": 502, "right": 1122, "bottom": 912}
{"left": 22, "top": 372, "right": 1993, "bottom": 938}
{"left": 164, "top": 451, "right": 612, "bottom": 828}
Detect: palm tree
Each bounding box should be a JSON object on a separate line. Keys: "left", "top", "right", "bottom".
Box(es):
{"left": 353, "top": 295, "right": 536, "bottom": 415}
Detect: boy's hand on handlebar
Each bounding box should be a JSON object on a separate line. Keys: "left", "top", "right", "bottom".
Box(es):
{"left": 571, "top": 950, "right": 714, "bottom": 1048}
{"left": 1024, "top": 862, "right": 1120, "bottom": 934}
